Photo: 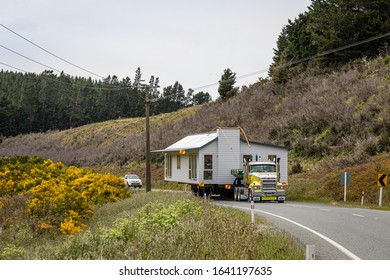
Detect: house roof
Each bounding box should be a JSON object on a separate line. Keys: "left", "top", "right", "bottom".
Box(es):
{"left": 153, "top": 130, "right": 289, "bottom": 153}
{"left": 152, "top": 132, "right": 218, "bottom": 153}
{"left": 243, "top": 140, "right": 290, "bottom": 151}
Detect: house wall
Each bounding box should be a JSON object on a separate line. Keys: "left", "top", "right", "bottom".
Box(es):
{"left": 215, "top": 128, "right": 241, "bottom": 184}
{"left": 164, "top": 140, "right": 219, "bottom": 184}
{"left": 198, "top": 141, "right": 218, "bottom": 184}
{"left": 171, "top": 153, "right": 188, "bottom": 184}
{"left": 164, "top": 152, "right": 193, "bottom": 184}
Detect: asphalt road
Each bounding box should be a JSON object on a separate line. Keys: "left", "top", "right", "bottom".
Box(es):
{"left": 213, "top": 199, "right": 390, "bottom": 260}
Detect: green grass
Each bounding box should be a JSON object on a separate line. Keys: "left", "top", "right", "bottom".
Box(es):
{"left": 0, "top": 191, "right": 304, "bottom": 260}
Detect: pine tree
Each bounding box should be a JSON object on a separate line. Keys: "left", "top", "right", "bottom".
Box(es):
{"left": 218, "top": 68, "right": 238, "bottom": 101}
{"left": 192, "top": 91, "right": 211, "bottom": 105}
{"left": 270, "top": 0, "right": 390, "bottom": 82}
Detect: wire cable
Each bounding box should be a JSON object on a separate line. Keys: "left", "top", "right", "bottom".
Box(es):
{"left": 192, "top": 31, "right": 390, "bottom": 91}
{"left": 0, "top": 23, "right": 105, "bottom": 79}
{"left": 0, "top": 43, "right": 63, "bottom": 73}
{"left": 0, "top": 61, "right": 27, "bottom": 73}
{"left": 2, "top": 31, "right": 389, "bottom": 94}
{"left": 0, "top": 60, "right": 133, "bottom": 91}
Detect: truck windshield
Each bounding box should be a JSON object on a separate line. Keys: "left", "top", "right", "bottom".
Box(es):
{"left": 250, "top": 164, "right": 276, "bottom": 173}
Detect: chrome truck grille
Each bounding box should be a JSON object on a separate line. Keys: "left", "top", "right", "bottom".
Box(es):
{"left": 262, "top": 179, "right": 277, "bottom": 189}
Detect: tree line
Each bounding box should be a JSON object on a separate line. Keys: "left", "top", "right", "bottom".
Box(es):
{"left": 270, "top": 0, "right": 390, "bottom": 83}
{"left": 0, "top": 68, "right": 211, "bottom": 137}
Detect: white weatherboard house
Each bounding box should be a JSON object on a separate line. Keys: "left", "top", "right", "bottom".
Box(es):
{"left": 154, "top": 128, "right": 289, "bottom": 188}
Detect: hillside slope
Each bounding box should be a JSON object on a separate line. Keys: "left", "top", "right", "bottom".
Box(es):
{"left": 1, "top": 56, "right": 389, "bottom": 204}
{"left": 1, "top": 56, "right": 389, "bottom": 170}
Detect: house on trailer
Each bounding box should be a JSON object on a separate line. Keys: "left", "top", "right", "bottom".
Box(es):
{"left": 153, "top": 127, "right": 289, "bottom": 195}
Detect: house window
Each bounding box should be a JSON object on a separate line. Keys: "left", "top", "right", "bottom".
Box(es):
{"left": 268, "top": 155, "right": 277, "bottom": 162}
{"left": 243, "top": 155, "right": 251, "bottom": 163}
{"left": 204, "top": 155, "right": 213, "bottom": 180}
{"left": 166, "top": 154, "right": 172, "bottom": 178}
{"left": 188, "top": 154, "right": 197, "bottom": 180}
{"left": 177, "top": 155, "right": 181, "bottom": 169}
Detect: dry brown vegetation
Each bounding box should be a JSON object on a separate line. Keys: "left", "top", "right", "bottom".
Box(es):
{"left": 1, "top": 56, "right": 389, "bottom": 173}
{"left": 1, "top": 57, "right": 389, "bottom": 195}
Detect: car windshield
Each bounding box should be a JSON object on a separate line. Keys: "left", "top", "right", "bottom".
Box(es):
{"left": 127, "top": 175, "right": 139, "bottom": 179}
{"left": 250, "top": 164, "right": 276, "bottom": 173}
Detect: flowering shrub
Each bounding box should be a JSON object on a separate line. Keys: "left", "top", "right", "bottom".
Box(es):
{"left": 0, "top": 156, "right": 131, "bottom": 235}
{"left": 60, "top": 210, "right": 85, "bottom": 235}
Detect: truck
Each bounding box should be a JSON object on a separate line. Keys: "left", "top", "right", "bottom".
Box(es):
{"left": 230, "top": 160, "right": 287, "bottom": 203}
{"left": 153, "top": 128, "right": 289, "bottom": 202}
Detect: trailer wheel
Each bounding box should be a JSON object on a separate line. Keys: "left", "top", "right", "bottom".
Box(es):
{"left": 197, "top": 187, "right": 204, "bottom": 197}
{"left": 191, "top": 185, "right": 197, "bottom": 196}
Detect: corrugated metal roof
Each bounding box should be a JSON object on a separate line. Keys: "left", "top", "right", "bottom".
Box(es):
{"left": 153, "top": 132, "right": 217, "bottom": 152}
{"left": 242, "top": 140, "right": 291, "bottom": 150}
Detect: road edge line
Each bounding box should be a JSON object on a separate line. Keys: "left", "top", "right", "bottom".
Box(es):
{"left": 224, "top": 204, "right": 362, "bottom": 260}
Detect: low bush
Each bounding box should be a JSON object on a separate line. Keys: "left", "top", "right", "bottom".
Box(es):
{"left": 0, "top": 156, "right": 131, "bottom": 236}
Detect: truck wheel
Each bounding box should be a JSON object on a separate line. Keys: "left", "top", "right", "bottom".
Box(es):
{"left": 237, "top": 189, "right": 241, "bottom": 202}
{"left": 248, "top": 190, "right": 252, "bottom": 202}
{"left": 234, "top": 188, "right": 237, "bottom": 201}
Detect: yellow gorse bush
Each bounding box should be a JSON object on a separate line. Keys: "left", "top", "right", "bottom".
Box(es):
{"left": 60, "top": 210, "right": 85, "bottom": 235}
{"left": 0, "top": 156, "right": 131, "bottom": 235}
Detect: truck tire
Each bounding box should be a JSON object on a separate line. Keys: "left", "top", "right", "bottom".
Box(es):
{"left": 248, "top": 190, "right": 252, "bottom": 202}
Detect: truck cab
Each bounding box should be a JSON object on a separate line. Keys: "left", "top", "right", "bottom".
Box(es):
{"left": 232, "top": 161, "right": 286, "bottom": 202}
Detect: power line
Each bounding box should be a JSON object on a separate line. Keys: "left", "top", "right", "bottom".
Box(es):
{"left": 0, "top": 23, "right": 105, "bottom": 79}
{"left": 192, "top": 31, "right": 390, "bottom": 92}
{"left": 0, "top": 60, "right": 132, "bottom": 91}
{"left": 2, "top": 31, "right": 389, "bottom": 95}
{"left": 282, "top": 31, "right": 390, "bottom": 67}
{"left": 0, "top": 59, "right": 160, "bottom": 98}
{"left": 0, "top": 61, "right": 27, "bottom": 73}
{"left": 0, "top": 43, "right": 63, "bottom": 73}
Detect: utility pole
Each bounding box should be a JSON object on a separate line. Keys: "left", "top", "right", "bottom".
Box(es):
{"left": 135, "top": 72, "right": 158, "bottom": 193}
{"left": 142, "top": 76, "right": 159, "bottom": 193}
{"left": 145, "top": 85, "right": 151, "bottom": 193}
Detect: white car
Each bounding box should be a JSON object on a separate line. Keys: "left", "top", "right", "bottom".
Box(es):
{"left": 124, "top": 174, "right": 142, "bottom": 188}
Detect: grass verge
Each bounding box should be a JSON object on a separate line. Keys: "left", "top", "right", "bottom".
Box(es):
{"left": 288, "top": 153, "right": 390, "bottom": 209}
{"left": 1, "top": 191, "right": 304, "bottom": 260}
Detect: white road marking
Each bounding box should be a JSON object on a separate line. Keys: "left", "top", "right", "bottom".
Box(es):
{"left": 288, "top": 205, "right": 303, "bottom": 208}
{"left": 319, "top": 208, "right": 331, "bottom": 212}
{"left": 352, "top": 214, "right": 365, "bottom": 218}
{"left": 220, "top": 203, "right": 361, "bottom": 260}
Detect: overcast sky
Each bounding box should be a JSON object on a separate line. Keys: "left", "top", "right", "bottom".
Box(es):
{"left": 1, "top": 0, "right": 312, "bottom": 99}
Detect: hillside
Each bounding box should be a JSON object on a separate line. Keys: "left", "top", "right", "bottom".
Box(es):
{"left": 0, "top": 70, "right": 209, "bottom": 137}
{"left": 0, "top": 56, "right": 389, "bottom": 204}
